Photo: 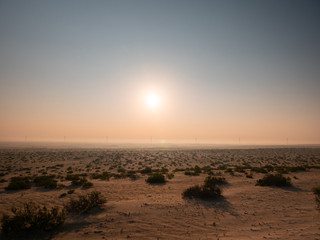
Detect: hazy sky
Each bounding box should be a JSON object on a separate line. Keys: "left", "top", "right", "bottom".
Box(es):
{"left": 0, "top": 0, "right": 319, "bottom": 144}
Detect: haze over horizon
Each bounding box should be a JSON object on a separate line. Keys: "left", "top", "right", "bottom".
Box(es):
{"left": 1, "top": 0, "right": 319, "bottom": 145}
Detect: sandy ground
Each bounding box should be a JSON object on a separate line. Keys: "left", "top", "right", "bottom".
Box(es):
{"left": 0, "top": 147, "right": 320, "bottom": 239}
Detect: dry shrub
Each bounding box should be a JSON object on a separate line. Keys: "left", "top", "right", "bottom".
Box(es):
{"left": 256, "top": 173, "right": 291, "bottom": 187}
{"left": 146, "top": 173, "right": 166, "bottom": 184}
{"left": 1, "top": 202, "right": 65, "bottom": 236}
{"left": 182, "top": 185, "right": 221, "bottom": 199}
{"left": 65, "top": 191, "right": 106, "bottom": 214}
{"left": 5, "top": 177, "right": 31, "bottom": 191}
{"left": 312, "top": 186, "right": 320, "bottom": 208}
{"left": 34, "top": 175, "right": 57, "bottom": 189}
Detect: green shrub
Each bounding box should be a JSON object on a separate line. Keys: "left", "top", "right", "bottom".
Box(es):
{"left": 1, "top": 202, "right": 65, "bottom": 236}
{"left": 5, "top": 177, "right": 31, "bottom": 191}
{"left": 256, "top": 173, "right": 291, "bottom": 187}
{"left": 34, "top": 175, "right": 57, "bottom": 189}
{"left": 146, "top": 173, "right": 166, "bottom": 184}
{"left": 65, "top": 191, "right": 106, "bottom": 214}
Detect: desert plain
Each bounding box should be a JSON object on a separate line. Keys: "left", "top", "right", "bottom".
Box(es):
{"left": 0, "top": 145, "right": 320, "bottom": 240}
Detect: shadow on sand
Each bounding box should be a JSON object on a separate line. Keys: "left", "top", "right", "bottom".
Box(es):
{"left": 184, "top": 196, "right": 237, "bottom": 216}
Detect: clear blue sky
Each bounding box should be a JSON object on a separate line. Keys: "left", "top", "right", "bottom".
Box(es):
{"left": 0, "top": 0, "right": 319, "bottom": 144}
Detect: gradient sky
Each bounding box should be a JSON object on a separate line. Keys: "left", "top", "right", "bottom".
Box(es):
{"left": 0, "top": 0, "right": 319, "bottom": 144}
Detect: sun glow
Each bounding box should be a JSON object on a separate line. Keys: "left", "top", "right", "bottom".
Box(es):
{"left": 146, "top": 93, "right": 160, "bottom": 109}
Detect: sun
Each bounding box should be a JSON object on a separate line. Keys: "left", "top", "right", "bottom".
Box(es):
{"left": 146, "top": 93, "right": 160, "bottom": 109}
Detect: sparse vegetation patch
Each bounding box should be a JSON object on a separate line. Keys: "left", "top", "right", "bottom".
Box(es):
{"left": 312, "top": 186, "right": 320, "bottom": 208}
{"left": 146, "top": 173, "right": 166, "bottom": 184}
{"left": 34, "top": 175, "right": 57, "bottom": 189}
{"left": 183, "top": 177, "right": 222, "bottom": 200}
{"left": 5, "top": 177, "right": 31, "bottom": 191}
{"left": 256, "top": 173, "right": 291, "bottom": 187}
{"left": 182, "top": 184, "right": 221, "bottom": 199}
{"left": 204, "top": 176, "right": 227, "bottom": 187}
{"left": 65, "top": 191, "right": 106, "bottom": 214}
{"left": 1, "top": 202, "right": 65, "bottom": 236}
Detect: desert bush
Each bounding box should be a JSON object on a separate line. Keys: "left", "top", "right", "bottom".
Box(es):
{"left": 166, "top": 173, "right": 174, "bottom": 179}
{"left": 312, "top": 186, "right": 320, "bottom": 207}
{"left": 71, "top": 177, "right": 88, "bottom": 186}
{"left": 65, "top": 191, "right": 106, "bottom": 214}
{"left": 274, "top": 165, "right": 306, "bottom": 174}
{"left": 263, "top": 165, "right": 274, "bottom": 172}
{"left": 184, "top": 171, "right": 199, "bottom": 176}
{"left": 194, "top": 165, "right": 202, "bottom": 174}
{"left": 160, "top": 167, "right": 169, "bottom": 173}
{"left": 234, "top": 166, "right": 245, "bottom": 173}
{"left": 82, "top": 181, "right": 93, "bottom": 189}
{"left": 57, "top": 183, "right": 66, "bottom": 189}
{"left": 201, "top": 166, "right": 213, "bottom": 174}
{"left": 245, "top": 173, "right": 253, "bottom": 178}
{"left": 1, "top": 202, "right": 65, "bottom": 236}
{"left": 33, "top": 175, "right": 57, "bottom": 189}
{"left": 182, "top": 176, "right": 222, "bottom": 200}
{"left": 91, "top": 172, "right": 110, "bottom": 180}
{"left": 251, "top": 167, "right": 268, "bottom": 174}
{"left": 224, "top": 168, "right": 233, "bottom": 174}
{"left": 256, "top": 173, "right": 291, "bottom": 187}
{"left": 112, "top": 173, "right": 127, "bottom": 179}
{"left": 65, "top": 174, "right": 80, "bottom": 181}
{"left": 127, "top": 171, "right": 139, "bottom": 180}
{"left": 67, "top": 189, "right": 75, "bottom": 194}
{"left": 117, "top": 167, "right": 126, "bottom": 173}
{"left": 204, "top": 176, "right": 227, "bottom": 187}
{"left": 173, "top": 168, "right": 185, "bottom": 172}
{"left": 146, "top": 173, "right": 166, "bottom": 184}
{"left": 182, "top": 184, "right": 221, "bottom": 199}
{"left": 59, "top": 193, "right": 67, "bottom": 198}
{"left": 141, "top": 167, "right": 152, "bottom": 174}
{"left": 313, "top": 186, "right": 320, "bottom": 195}
{"left": 217, "top": 165, "right": 227, "bottom": 170}
{"left": 5, "top": 177, "right": 31, "bottom": 191}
